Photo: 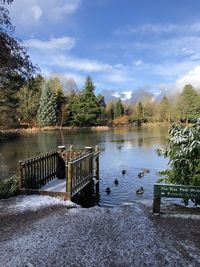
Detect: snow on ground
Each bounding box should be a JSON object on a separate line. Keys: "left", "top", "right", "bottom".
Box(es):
{"left": 41, "top": 178, "right": 66, "bottom": 192}
{"left": 0, "top": 195, "right": 200, "bottom": 266}
{"left": 0, "top": 195, "right": 78, "bottom": 214}
{"left": 0, "top": 203, "right": 199, "bottom": 267}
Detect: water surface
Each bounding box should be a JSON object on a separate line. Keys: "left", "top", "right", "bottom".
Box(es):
{"left": 0, "top": 126, "right": 169, "bottom": 207}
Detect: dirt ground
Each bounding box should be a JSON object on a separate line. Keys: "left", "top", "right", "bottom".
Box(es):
{"left": 0, "top": 202, "right": 200, "bottom": 267}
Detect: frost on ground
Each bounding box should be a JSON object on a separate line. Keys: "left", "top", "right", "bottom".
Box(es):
{"left": 0, "top": 196, "right": 200, "bottom": 267}
{"left": 0, "top": 195, "right": 78, "bottom": 213}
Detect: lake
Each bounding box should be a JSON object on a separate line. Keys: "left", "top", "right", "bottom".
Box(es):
{"left": 0, "top": 125, "right": 169, "bottom": 207}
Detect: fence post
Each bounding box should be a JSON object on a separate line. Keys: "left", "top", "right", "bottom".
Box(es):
{"left": 153, "top": 184, "right": 161, "bottom": 214}
{"left": 95, "top": 146, "right": 100, "bottom": 194}
{"left": 67, "top": 162, "right": 73, "bottom": 200}
{"left": 18, "top": 161, "right": 23, "bottom": 189}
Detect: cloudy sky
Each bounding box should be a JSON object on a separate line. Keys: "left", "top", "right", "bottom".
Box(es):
{"left": 6, "top": 0, "right": 200, "bottom": 95}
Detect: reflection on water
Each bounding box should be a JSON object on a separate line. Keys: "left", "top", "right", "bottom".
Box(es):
{"left": 0, "top": 126, "right": 169, "bottom": 207}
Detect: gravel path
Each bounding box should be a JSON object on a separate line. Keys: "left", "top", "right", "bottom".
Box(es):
{"left": 0, "top": 200, "right": 200, "bottom": 267}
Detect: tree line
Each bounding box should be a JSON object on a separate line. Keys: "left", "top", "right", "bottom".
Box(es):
{"left": 1, "top": 1, "right": 200, "bottom": 129}
{"left": 1, "top": 72, "right": 200, "bottom": 129}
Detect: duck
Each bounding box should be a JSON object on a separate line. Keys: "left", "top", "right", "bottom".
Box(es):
{"left": 136, "top": 187, "right": 144, "bottom": 195}
{"left": 138, "top": 172, "right": 144, "bottom": 178}
{"left": 114, "top": 179, "right": 119, "bottom": 185}
{"left": 106, "top": 187, "right": 111, "bottom": 194}
{"left": 122, "top": 170, "right": 126, "bottom": 175}
{"left": 142, "top": 168, "right": 150, "bottom": 173}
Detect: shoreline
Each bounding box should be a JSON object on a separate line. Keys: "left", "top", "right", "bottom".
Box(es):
{"left": 0, "top": 122, "right": 172, "bottom": 135}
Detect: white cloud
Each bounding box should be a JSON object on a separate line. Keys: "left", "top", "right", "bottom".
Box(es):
{"left": 24, "top": 37, "right": 76, "bottom": 51}
{"left": 175, "top": 65, "right": 200, "bottom": 90}
{"left": 31, "top": 5, "right": 43, "bottom": 21}
{"left": 46, "top": 55, "right": 113, "bottom": 72}
{"left": 8, "top": 0, "right": 81, "bottom": 26}
{"left": 116, "top": 22, "right": 200, "bottom": 36}
{"left": 134, "top": 60, "right": 143, "bottom": 66}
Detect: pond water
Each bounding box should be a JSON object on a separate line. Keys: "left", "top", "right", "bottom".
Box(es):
{"left": 0, "top": 126, "right": 169, "bottom": 207}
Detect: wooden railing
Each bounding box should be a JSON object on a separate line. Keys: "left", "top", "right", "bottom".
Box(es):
{"left": 18, "top": 146, "right": 100, "bottom": 200}
{"left": 19, "top": 151, "right": 58, "bottom": 189}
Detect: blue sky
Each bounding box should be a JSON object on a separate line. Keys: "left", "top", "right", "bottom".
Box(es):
{"left": 6, "top": 0, "right": 200, "bottom": 96}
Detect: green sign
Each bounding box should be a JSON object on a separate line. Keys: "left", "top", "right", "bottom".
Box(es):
{"left": 154, "top": 184, "right": 200, "bottom": 199}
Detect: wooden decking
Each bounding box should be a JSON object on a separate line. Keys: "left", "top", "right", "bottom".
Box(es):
{"left": 18, "top": 146, "right": 100, "bottom": 200}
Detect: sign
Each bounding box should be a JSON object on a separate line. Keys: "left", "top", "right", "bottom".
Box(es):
{"left": 154, "top": 184, "right": 200, "bottom": 199}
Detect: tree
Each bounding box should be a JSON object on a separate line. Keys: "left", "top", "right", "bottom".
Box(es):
{"left": 159, "top": 96, "right": 171, "bottom": 122}
{"left": 37, "top": 83, "right": 57, "bottom": 126}
{"left": 137, "top": 102, "right": 143, "bottom": 122}
{"left": 0, "top": 5, "right": 36, "bottom": 86}
{"left": 176, "top": 84, "right": 200, "bottom": 122}
{"left": 114, "top": 99, "right": 124, "bottom": 118}
{"left": 0, "top": 74, "right": 24, "bottom": 129}
{"left": 157, "top": 120, "right": 200, "bottom": 189}
{"left": 48, "top": 77, "right": 66, "bottom": 125}
{"left": 17, "top": 75, "right": 44, "bottom": 124}
{"left": 0, "top": 1, "right": 37, "bottom": 128}
{"left": 69, "top": 76, "right": 101, "bottom": 126}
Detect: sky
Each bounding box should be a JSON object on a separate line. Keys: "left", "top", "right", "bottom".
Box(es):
{"left": 6, "top": 0, "right": 200, "bottom": 97}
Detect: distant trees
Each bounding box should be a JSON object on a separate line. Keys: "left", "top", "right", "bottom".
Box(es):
{"left": 159, "top": 96, "right": 171, "bottom": 122}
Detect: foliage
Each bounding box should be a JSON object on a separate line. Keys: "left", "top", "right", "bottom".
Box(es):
{"left": 157, "top": 120, "right": 200, "bottom": 187}
{"left": 0, "top": 5, "right": 36, "bottom": 86}
{"left": 0, "top": 175, "right": 19, "bottom": 199}
{"left": 114, "top": 99, "right": 124, "bottom": 118}
{"left": 48, "top": 77, "right": 66, "bottom": 125}
{"left": 69, "top": 76, "right": 102, "bottom": 126}
{"left": 137, "top": 102, "right": 143, "bottom": 122}
{"left": 159, "top": 96, "right": 171, "bottom": 122}
{"left": 113, "top": 115, "right": 129, "bottom": 126}
{"left": 37, "top": 83, "right": 57, "bottom": 126}
{"left": 17, "top": 75, "right": 44, "bottom": 123}
{"left": 176, "top": 84, "right": 199, "bottom": 122}
{"left": 0, "top": 74, "right": 25, "bottom": 129}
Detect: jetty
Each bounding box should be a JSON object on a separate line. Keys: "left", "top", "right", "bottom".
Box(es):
{"left": 18, "top": 146, "right": 100, "bottom": 200}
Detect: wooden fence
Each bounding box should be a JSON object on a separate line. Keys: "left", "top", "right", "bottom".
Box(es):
{"left": 18, "top": 151, "right": 58, "bottom": 190}
{"left": 18, "top": 146, "right": 100, "bottom": 200}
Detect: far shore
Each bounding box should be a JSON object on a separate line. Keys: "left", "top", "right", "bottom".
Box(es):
{"left": 0, "top": 121, "right": 173, "bottom": 135}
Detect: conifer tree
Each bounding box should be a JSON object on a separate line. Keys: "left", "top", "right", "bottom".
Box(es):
{"left": 114, "top": 99, "right": 124, "bottom": 118}
{"left": 69, "top": 76, "right": 101, "bottom": 126}
{"left": 37, "top": 83, "right": 57, "bottom": 126}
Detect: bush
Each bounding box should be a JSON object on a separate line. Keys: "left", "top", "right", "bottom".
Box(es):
{"left": 0, "top": 175, "right": 19, "bottom": 199}
{"left": 157, "top": 119, "right": 200, "bottom": 204}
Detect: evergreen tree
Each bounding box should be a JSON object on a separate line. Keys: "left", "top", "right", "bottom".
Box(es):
{"left": 114, "top": 99, "right": 124, "bottom": 118}
{"left": 69, "top": 76, "right": 101, "bottom": 126}
{"left": 0, "top": 74, "right": 24, "bottom": 129}
{"left": 37, "top": 83, "right": 57, "bottom": 126}
{"left": 48, "top": 77, "right": 66, "bottom": 125}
